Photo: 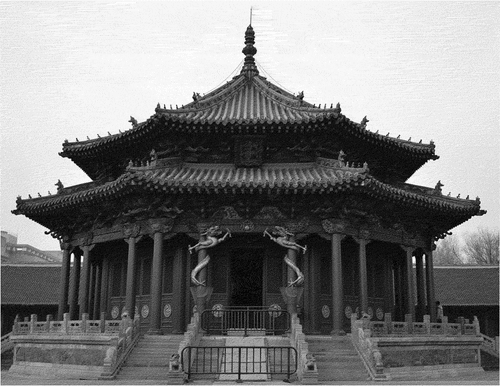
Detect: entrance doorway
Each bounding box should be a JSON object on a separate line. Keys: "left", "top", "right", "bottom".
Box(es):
{"left": 229, "top": 248, "right": 263, "bottom": 307}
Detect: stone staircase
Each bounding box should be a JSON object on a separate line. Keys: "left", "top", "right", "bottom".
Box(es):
{"left": 306, "top": 335, "right": 370, "bottom": 382}
{"left": 116, "top": 334, "right": 184, "bottom": 381}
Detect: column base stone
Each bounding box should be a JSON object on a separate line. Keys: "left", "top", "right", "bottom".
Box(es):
{"left": 330, "top": 329, "right": 346, "bottom": 336}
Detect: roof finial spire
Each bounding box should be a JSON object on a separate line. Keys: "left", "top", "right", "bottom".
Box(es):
{"left": 250, "top": 7, "right": 253, "bottom": 25}
{"left": 241, "top": 21, "right": 259, "bottom": 76}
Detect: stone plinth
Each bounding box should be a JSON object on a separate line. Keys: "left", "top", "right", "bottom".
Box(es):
{"left": 373, "top": 335, "right": 484, "bottom": 380}
{"left": 9, "top": 333, "right": 118, "bottom": 380}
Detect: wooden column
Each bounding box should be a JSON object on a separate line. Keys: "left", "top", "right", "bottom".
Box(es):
{"left": 57, "top": 243, "right": 72, "bottom": 320}
{"left": 172, "top": 246, "right": 186, "bottom": 334}
{"left": 125, "top": 236, "right": 139, "bottom": 318}
{"left": 415, "top": 250, "right": 426, "bottom": 320}
{"left": 331, "top": 233, "right": 345, "bottom": 335}
{"left": 92, "top": 263, "right": 101, "bottom": 319}
{"left": 99, "top": 258, "right": 110, "bottom": 316}
{"left": 148, "top": 230, "right": 164, "bottom": 335}
{"left": 425, "top": 250, "right": 437, "bottom": 321}
{"left": 88, "top": 263, "right": 96, "bottom": 319}
{"left": 355, "top": 232, "right": 370, "bottom": 315}
{"left": 79, "top": 244, "right": 94, "bottom": 318}
{"left": 69, "top": 250, "right": 82, "bottom": 320}
{"left": 383, "top": 256, "right": 393, "bottom": 314}
{"left": 403, "top": 246, "right": 415, "bottom": 317}
{"left": 393, "top": 260, "right": 404, "bottom": 320}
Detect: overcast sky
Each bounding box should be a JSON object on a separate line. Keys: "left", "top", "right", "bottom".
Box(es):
{"left": 1, "top": 1, "right": 498, "bottom": 251}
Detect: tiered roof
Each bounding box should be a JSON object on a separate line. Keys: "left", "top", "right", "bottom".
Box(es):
{"left": 13, "top": 24, "right": 484, "bottom": 238}
{"left": 59, "top": 25, "right": 437, "bottom": 182}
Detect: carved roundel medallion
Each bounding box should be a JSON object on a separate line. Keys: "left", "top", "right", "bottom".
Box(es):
{"left": 141, "top": 305, "right": 150, "bottom": 319}
{"left": 111, "top": 306, "right": 120, "bottom": 319}
{"left": 212, "top": 304, "right": 224, "bottom": 318}
{"left": 376, "top": 307, "right": 384, "bottom": 320}
{"left": 241, "top": 220, "right": 255, "bottom": 232}
{"left": 163, "top": 304, "right": 172, "bottom": 318}
{"left": 344, "top": 305, "right": 353, "bottom": 319}
{"left": 322, "top": 305, "right": 330, "bottom": 319}
{"left": 367, "top": 307, "right": 373, "bottom": 319}
{"left": 268, "top": 304, "right": 282, "bottom": 318}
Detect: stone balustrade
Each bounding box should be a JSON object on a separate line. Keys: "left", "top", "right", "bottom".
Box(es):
{"left": 350, "top": 314, "right": 389, "bottom": 381}
{"left": 368, "top": 313, "right": 480, "bottom": 337}
{"left": 9, "top": 312, "right": 141, "bottom": 380}
{"left": 289, "top": 314, "right": 318, "bottom": 384}
{"left": 12, "top": 313, "right": 122, "bottom": 335}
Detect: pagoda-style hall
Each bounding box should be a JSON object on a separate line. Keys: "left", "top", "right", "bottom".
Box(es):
{"left": 11, "top": 24, "right": 489, "bottom": 383}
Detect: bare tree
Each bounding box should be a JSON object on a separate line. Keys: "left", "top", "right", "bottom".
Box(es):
{"left": 433, "top": 235, "right": 464, "bottom": 265}
{"left": 463, "top": 228, "right": 499, "bottom": 265}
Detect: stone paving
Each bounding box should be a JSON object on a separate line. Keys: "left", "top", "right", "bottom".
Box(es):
{"left": 2, "top": 369, "right": 499, "bottom": 385}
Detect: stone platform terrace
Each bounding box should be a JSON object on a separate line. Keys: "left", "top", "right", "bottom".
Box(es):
{"left": 1, "top": 369, "right": 499, "bottom": 385}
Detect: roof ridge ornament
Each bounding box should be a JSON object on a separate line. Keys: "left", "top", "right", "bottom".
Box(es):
{"left": 241, "top": 25, "right": 259, "bottom": 76}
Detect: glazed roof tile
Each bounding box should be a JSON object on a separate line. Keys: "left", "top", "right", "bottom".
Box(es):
{"left": 14, "top": 161, "right": 480, "bottom": 218}
{"left": 1, "top": 265, "right": 61, "bottom": 305}
{"left": 156, "top": 74, "right": 321, "bottom": 124}
{"left": 434, "top": 266, "right": 499, "bottom": 306}
{"left": 60, "top": 73, "right": 435, "bottom": 159}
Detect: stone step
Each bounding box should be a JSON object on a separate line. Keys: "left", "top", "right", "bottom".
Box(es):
{"left": 118, "top": 366, "right": 169, "bottom": 380}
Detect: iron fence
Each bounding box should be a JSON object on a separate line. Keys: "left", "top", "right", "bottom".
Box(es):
{"left": 201, "top": 307, "right": 290, "bottom": 336}
{"left": 181, "top": 346, "right": 297, "bottom": 382}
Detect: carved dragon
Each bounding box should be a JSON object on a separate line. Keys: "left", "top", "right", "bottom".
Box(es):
{"left": 188, "top": 226, "right": 231, "bottom": 254}
{"left": 263, "top": 226, "right": 307, "bottom": 253}
{"left": 264, "top": 226, "right": 306, "bottom": 287}
{"left": 284, "top": 255, "right": 304, "bottom": 287}
{"left": 191, "top": 254, "right": 210, "bottom": 286}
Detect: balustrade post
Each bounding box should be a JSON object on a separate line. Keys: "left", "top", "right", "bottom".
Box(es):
{"left": 442, "top": 316, "right": 449, "bottom": 335}
{"left": 82, "top": 313, "right": 88, "bottom": 333}
{"left": 473, "top": 316, "right": 480, "bottom": 335}
{"left": 13, "top": 315, "right": 19, "bottom": 334}
{"left": 457, "top": 316, "right": 465, "bottom": 335}
{"left": 30, "top": 314, "right": 37, "bottom": 334}
{"left": 423, "top": 314, "right": 431, "bottom": 334}
{"left": 45, "top": 314, "right": 53, "bottom": 332}
{"left": 405, "top": 314, "right": 413, "bottom": 334}
{"left": 384, "top": 313, "right": 392, "bottom": 335}
{"left": 100, "top": 311, "right": 106, "bottom": 333}
{"left": 63, "top": 313, "right": 69, "bottom": 334}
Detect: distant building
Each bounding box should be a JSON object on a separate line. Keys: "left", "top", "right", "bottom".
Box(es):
{"left": 434, "top": 265, "right": 499, "bottom": 338}
{"left": 1, "top": 231, "right": 63, "bottom": 334}
{"left": 1, "top": 231, "right": 62, "bottom": 264}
